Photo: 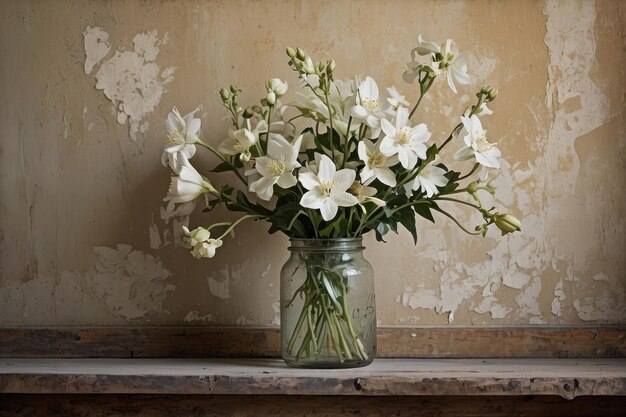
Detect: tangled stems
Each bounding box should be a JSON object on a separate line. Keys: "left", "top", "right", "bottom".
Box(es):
{"left": 285, "top": 258, "right": 368, "bottom": 364}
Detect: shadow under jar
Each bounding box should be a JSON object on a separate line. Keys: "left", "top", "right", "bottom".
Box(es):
{"left": 280, "top": 238, "right": 376, "bottom": 368}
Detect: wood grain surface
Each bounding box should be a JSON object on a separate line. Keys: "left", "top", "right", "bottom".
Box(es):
{"left": 1, "top": 358, "right": 625, "bottom": 399}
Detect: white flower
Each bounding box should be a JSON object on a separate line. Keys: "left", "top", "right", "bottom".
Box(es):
{"left": 385, "top": 86, "right": 410, "bottom": 116}
{"left": 379, "top": 107, "right": 431, "bottom": 170}
{"left": 453, "top": 115, "right": 501, "bottom": 171}
{"left": 183, "top": 226, "right": 223, "bottom": 259}
{"left": 164, "top": 158, "right": 216, "bottom": 212}
{"left": 412, "top": 157, "right": 448, "bottom": 198}
{"left": 351, "top": 76, "right": 384, "bottom": 138}
{"left": 358, "top": 139, "right": 398, "bottom": 186}
{"left": 292, "top": 87, "right": 329, "bottom": 122}
{"left": 161, "top": 107, "right": 201, "bottom": 173}
{"left": 250, "top": 134, "right": 302, "bottom": 200}
{"left": 404, "top": 35, "right": 470, "bottom": 94}
{"left": 299, "top": 154, "right": 359, "bottom": 221}
{"left": 266, "top": 78, "right": 288, "bottom": 97}
{"left": 218, "top": 119, "right": 267, "bottom": 161}
{"left": 348, "top": 182, "right": 385, "bottom": 212}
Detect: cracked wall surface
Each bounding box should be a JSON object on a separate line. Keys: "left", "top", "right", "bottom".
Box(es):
{"left": 0, "top": 0, "right": 624, "bottom": 326}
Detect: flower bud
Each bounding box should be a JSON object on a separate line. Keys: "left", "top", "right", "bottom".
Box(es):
{"left": 266, "top": 90, "right": 276, "bottom": 106}
{"left": 286, "top": 47, "right": 296, "bottom": 58}
{"left": 239, "top": 149, "right": 251, "bottom": 162}
{"left": 266, "top": 78, "right": 288, "bottom": 97}
{"left": 219, "top": 88, "right": 230, "bottom": 102}
{"left": 242, "top": 107, "right": 255, "bottom": 119}
{"left": 480, "top": 85, "right": 498, "bottom": 101}
{"left": 182, "top": 225, "right": 211, "bottom": 246}
{"left": 296, "top": 48, "right": 306, "bottom": 60}
{"left": 327, "top": 59, "right": 336, "bottom": 73}
{"left": 302, "top": 56, "right": 315, "bottom": 74}
{"left": 467, "top": 181, "right": 480, "bottom": 194}
{"left": 488, "top": 88, "right": 498, "bottom": 101}
{"left": 494, "top": 212, "right": 521, "bottom": 235}
{"left": 229, "top": 84, "right": 239, "bottom": 94}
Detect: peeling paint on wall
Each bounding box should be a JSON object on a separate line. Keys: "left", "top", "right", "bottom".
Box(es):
{"left": 207, "top": 276, "right": 231, "bottom": 300}
{"left": 84, "top": 27, "right": 175, "bottom": 140}
{"left": 67, "top": 244, "right": 174, "bottom": 320}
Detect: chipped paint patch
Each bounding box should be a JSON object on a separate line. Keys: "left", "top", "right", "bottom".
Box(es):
{"left": 184, "top": 310, "right": 213, "bottom": 322}
{"left": 207, "top": 276, "right": 231, "bottom": 300}
{"left": 83, "top": 26, "right": 111, "bottom": 74}
{"left": 84, "top": 28, "right": 175, "bottom": 140}
{"left": 551, "top": 279, "right": 566, "bottom": 317}
{"left": 79, "top": 244, "right": 174, "bottom": 320}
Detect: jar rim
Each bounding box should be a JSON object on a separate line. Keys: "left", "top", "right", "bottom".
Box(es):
{"left": 288, "top": 237, "right": 365, "bottom": 252}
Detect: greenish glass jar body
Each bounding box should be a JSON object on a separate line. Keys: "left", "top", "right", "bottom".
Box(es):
{"left": 280, "top": 238, "right": 376, "bottom": 368}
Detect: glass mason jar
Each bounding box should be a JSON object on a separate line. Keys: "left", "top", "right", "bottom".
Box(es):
{"left": 280, "top": 238, "right": 376, "bottom": 368}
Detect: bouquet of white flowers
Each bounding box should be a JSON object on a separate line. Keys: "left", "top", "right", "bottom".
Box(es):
{"left": 161, "top": 35, "right": 521, "bottom": 366}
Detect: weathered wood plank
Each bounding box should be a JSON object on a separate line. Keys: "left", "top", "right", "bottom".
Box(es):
{"left": 1, "top": 326, "right": 624, "bottom": 358}
{"left": 1, "top": 394, "right": 625, "bottom": 417}
{"left": 1, "top": 358, "right": 625, "bottom": 399}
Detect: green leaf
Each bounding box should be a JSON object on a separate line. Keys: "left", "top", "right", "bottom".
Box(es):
{"left": 414, "top": 202, "right": 435, "bottom": 223}
{"left": 211, "top": 162, "right": 233, "bottom": 173}
{"left": 394, "top": 206, "right": 418, "bottom": 244}
{"left": 426, "top": 143, "right": 439, "bottom": 160}
{"left": 268, "top": 201, "right": 309, "bottom": 237}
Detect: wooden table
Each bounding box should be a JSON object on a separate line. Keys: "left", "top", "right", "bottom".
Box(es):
{"left": 1, "top": 358, "right": 625, "bottom": 416}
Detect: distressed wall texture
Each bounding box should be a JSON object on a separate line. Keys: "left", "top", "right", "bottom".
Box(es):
{"left": 0, "top": 0, "right": 624, "bottom": 326}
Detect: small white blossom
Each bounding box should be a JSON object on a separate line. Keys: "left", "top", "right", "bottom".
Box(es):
{"left": 385, "top": 86, "right": 410, "bottom": 116}
{"left": 412, "top": 157, "right": 448, "bottom": 197}
{"left": 350, "top": 76, "right": 384, "bottom": 138}
{"left": 266, "top": 78, "right": 288, "bottom": 97}
{"left": 453, "top": 115, "right": 501, "bottom": 170}
{"left": 404, "top": 35, "right": 470, "bottom": 94}
{"left": 183, "top": 226, "right": 223, "bottom": 259}
{"left": 162, "top": 107, "right": 201, "bottom": 173}
{"left": 299, "top": 154, "right": 358, "bottom": 221}
{"left": 348, "top": 182, "right": 385, "bottom": 212}
{"left": 358, "top": 139, "right": 398, "bottom": 186}
{"left": 379, "top": 107, "right": 431, "bottom": 170}
{"left": 218, "top": 119, "right": 267, "bottom": 161}
{"left": 164, "top": 158, "right": 216, "bottom": 213}
{"left": 250, "top": 134, "right": 302, "bottom": 200}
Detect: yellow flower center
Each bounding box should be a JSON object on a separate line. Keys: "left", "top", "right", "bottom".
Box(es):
{"left": 394, "top": 127, "right": 413, "bottom": 146}
{"left": 320, "top": 180, "right": 337, "bottom": 196}
{"left": 362, "top": 97, "right": 379, "bottom": 113}
{"left": 369, "top": 152, "right": 386, "bottom": 167}
{"left": 475, "top": 133, "right": 494, "bottom": 153}
{"left": 167, "top": 130, "right": 185, "bottom": 145}
{"left": 267, "top": 160, "right": 286, "bottom": 176}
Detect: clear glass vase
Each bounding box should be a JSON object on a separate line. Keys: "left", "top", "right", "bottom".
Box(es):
{"left": 280, "top": 238, "right": 376, "bottom": 368}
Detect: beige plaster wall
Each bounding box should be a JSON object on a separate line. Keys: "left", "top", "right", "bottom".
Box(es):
{"left": 0, "top": 0, "right": 624, "bottom": 326}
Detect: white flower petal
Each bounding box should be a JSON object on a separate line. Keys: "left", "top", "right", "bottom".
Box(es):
{"left": 320, "top": 198, "right": 338, "bottom": 221}
{"left": 317, "top": 154, "right": 336, "bottom": 182}
{"left": 331, "top": 191, "right": 359, "bottom": 207}
{"left": 299, "top": 171, "right": 320, "bottom": 190}
{"left": 300, "top": 190, "right": 324, "bottom": 209}
{"left": 333, "top": 169, "right": 356, "bottom": 191}
{"left": 376, "top": 167, "right": 397, "bottom": 187}
{"left": 454, "top": 146, "right": 474, "bottom": 161}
